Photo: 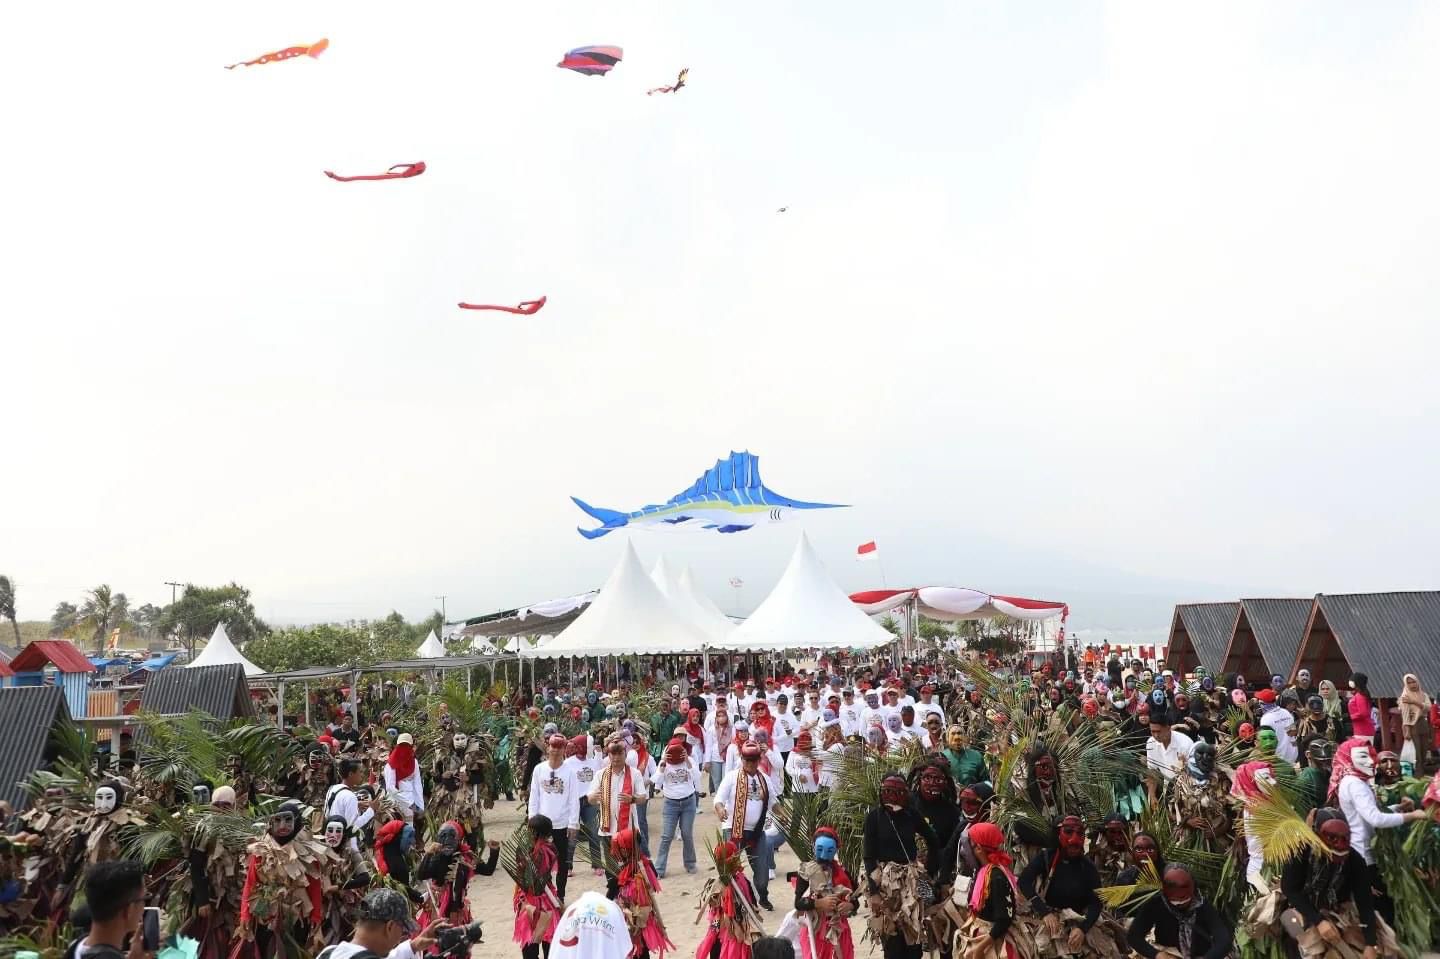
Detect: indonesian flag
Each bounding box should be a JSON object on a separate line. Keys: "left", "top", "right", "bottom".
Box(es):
{"left": 857, "top": 541, "right": 879, "bottom": 561}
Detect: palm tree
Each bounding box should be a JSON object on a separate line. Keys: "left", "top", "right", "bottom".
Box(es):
{"left": 0, "top": 576, "right": 19, "bottom": 647}
{"left": 78, "top": 585, "right": 129, "bottom": 654}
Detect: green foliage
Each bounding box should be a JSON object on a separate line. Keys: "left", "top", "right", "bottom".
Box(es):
{"left": 50, "top": 602, "right": 77, "bottom": 637}
{"left": 244, "top": 614, "right": 435, "bottom": 673}
{"left": 157, "top": 582, "right": 268, "bottom": 648}
{"left": 0, "top": 574, "right": 19, "bottom": 646}
{"left": 880, "top": 615, "right": 901, "bottom": 637}
{"left": 917, "top": 618, "right": 953, "bottom": 642}
{"left": 78, "top": 584, "right": 127, "bottom": 653}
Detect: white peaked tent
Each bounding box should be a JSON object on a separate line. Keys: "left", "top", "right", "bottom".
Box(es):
{"left": 679, "top": 565, "right": 738, "bottom": 636}
{"left": 415, "top": 630, "right": 447, "bottom": 659}
{"left": 522, "top": 541, "right": 713, "bottom": 658}
{"left": 186, "top": 622, "right": 263, "bottom": 676}
{"left": 716, "top": 533, "right": 895, "bottom": 652}
{"left": 650, "top": 556, "right": 735, "bottom": 643}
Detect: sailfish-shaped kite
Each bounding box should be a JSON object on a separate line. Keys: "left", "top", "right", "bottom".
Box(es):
{"left": 571, "top": 451, "right": 846, "bottom": 539}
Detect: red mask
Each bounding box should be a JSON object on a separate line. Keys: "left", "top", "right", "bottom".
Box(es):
{"left": 880, "top": 776, "right": 908, "bottom": 808}
{"left": 1058, "top": 816, "right": 1086, "bottom": 856}
{"left": 1319, "top": 819, "right": 1351, "bottom": 856}
{"left": 1162, "top": 867, "right": 1195, "bottom": 907}
{"left": 1033, "top": 756, "right": 1056, "bottom": 785}
{"left": 918, "top": 767, "right": 946, "bottom": 801}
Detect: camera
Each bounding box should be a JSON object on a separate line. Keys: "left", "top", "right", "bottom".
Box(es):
{"left": 436, "top": 920, "right": 484, "bottom": 956}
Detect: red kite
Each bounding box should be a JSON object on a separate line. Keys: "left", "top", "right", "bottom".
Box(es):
{"left": 225, "top": 38, "right": 329, "bottom": 70}
{"left": 646, "top": 68, "right": 689, "bottom": 95}
{"left": 324, "top": 162, "right": 426, "bottom": 182}
{"left": 457, "top": 296, "right": 547, "bottom": 315}
{"left": 557, "top": 46, "right": 622, "bottom": 76}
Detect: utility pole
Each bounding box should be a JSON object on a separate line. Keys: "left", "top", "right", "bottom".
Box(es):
{"left": 435, "top": 595, "right": 447, "bottom": 627}
{"left": 163, "top": 582, "right": 184, "bottom": 656}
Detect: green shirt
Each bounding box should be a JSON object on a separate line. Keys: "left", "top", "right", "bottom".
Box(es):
{"left": 944, "top": 747, "right": 989, "bottom": 787}
{"left": 653, "top": 711, "right": 682, "bottom": 750}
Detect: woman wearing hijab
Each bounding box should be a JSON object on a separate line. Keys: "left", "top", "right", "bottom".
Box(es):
{"left": 1397, "top": 674, "right": 1433, "bottom": 771}
{"left": 1346, "top": 674, "right": 1377, "bottom": 743}
{"left": 1317, "top": 681, "right": 1346, "bottom": 739}
{"left": 958, "top": 822, "right": 1025, "bottom": 959}
{"left": 382, "top": 732, "right": 425, "bottom": 823}
{"left": 707, "top": 708, "right": 736, "bottom": 796}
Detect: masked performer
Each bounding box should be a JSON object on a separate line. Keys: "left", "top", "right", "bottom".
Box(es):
{"left": 1017, "top": 816, "right": 1112, "bottom": 959}
{"left": 290, "top": 743, "right": 336, "bottom": 811}
{"left": 1089, "top": 815, "right": 1133, "bottom": 885}
{"left": 611, "top": 826, "right": 674, "bottom": 959}
{"left": 14, "top": 786, "right": 86, "bottom": 923}
{"left": 864, "top": 773, "right": 939, "bottom": 959}
{"left": 236, "top": 799, "right": 328, "bottom": 958}
{"left": 913, "top": 759, "right": 961, "bottom": 855}
{"left": 1167, "top": 742, "right": 1230, "bottom": 853}
{"left": 957, "top": 822, "right": 1026, "bottom": 959}
{"left": 84, "top": 780, "right": 149, "bottom": 864}
{"left": 1125, "top": 864, "right": 1233, "bottom": 959}
{"left": 513, "top": 815, "right": 563, "bottom": 959}
{"left": 177, "top": 786, "right": 248, "bottom": 959}
{"left": 938, "top": 783, "right": 997, "bottom": 884}
{"left": 318, "top": 815, "right": 371, "bottom": 944}
{"left": 428, "top": 730, "right": 472, "bottom": 831}
{"left": 419, "top": 819, "right": 493, "bottom": 929}
{"left": 794, "top": 827, "right": 856, "bottom": 959}
{"left": 1244, "top": 808, "right": 1397, "bottom": 959}
{"left": 696, "top": 839, "right": 763, "bottom": 959}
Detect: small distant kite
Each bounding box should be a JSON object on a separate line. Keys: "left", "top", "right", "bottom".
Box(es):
{"left": 646, "top": 68, "right": 689, "bottom": 96}
{"left": 457, "top": 296, "right": 547, "bottom": 315}
{"left": 324, "top": 163, "right": 426, "bottom": 182}
{"left": 571, "top": 450, "right": 847, "bottom": 539}
{"left": 225, "top": 38, "right": 329, "bottom": 70}
{"left": 557, "top": 45, "right": 623, "bottom": 76}
{"left": 777, "top": 207, "right": 788, "bottom": 213}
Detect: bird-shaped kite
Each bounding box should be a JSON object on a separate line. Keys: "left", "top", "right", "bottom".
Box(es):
{"left": 646, "top": 68, "right": 689, "bottom": 95}
{"left": 457, "top": 296, "right": 547, "bottom": 315}
{"left": 324, "top": 163, "right": 426, "bottom": 182}
{"left": 225, "top": 38, "right": 329, "bottom": 70}
{"left": 557, "top": 46, "right": 623, "bottom": 76}
{"left": 777, "top": 207, "right": 788, "bottom": 213}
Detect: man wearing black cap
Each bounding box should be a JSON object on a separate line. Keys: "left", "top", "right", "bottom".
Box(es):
{"left": 319, "top": 888, "right": 447, "bottom": 959}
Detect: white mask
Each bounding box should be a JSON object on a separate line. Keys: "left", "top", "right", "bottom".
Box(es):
{"left": 324, "top": 822, "right": 346, "bottom": 848}
{"left": 1351, "top": 748, "right": 1376, "bottom": 777}
{"left": 94, "top": 786, "right": 118, "bottom": 815}
{"left": 453, "top": 734, "right": 469, "bottom": 751}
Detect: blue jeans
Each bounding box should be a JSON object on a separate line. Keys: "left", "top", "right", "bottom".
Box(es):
{"left": 576, "top": 798, "right": 601, "bottom": 867}
{"left": 635, "top": 799, "right": 651, "bottom": 857}
{"left": 655, "top": 795, "right": 697, "bottom": 876}
{"left": 709, "top": 762, "right": 725, "bottom": 793}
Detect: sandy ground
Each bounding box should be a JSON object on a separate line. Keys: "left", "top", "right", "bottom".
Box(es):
{"left": 463, "top": 794, "right": 839, "bottom": 959}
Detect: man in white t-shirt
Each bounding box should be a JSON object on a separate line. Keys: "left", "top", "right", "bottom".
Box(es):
{"left": 1260, "top": 694, "right": 1300, "bottom": 764}
{"left": 914, "top": 685, "right": 945, "bottom": 726}
{"left": 771, "top": 697, "right": 799, "bottom": 761}
{"left": 838, "top": 689, "right": 864, "bottom": 738}
{"left": 713, "top": 743, "right": 775, "bottom": 910}
{"left": 1145, "top": 716, "right": 1194, "bottom": 804}
{"left": 528, "top": 734, "right": 581, "bottom": 899}
{"left": 564, "top": 735, "right": 605, "bottom": 877}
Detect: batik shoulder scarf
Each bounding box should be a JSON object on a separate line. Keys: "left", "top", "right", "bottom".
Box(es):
{"left": 730, "top": 772, "right": 770, "bottom": 844}
{"left": 598, "top": 766, "right": 636, "bottom": 834}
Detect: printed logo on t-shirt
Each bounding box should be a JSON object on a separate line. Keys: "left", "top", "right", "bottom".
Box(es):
{"left": 540, "top": 772, "right": 568, "bottom": 794}
{"left": 576, "top": 767, "right": 595, "bottom": 784}
{"left": 664, "top": 766, "right": 692, "bottom": 785}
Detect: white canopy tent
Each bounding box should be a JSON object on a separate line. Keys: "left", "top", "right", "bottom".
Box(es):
{"left": 522, "top": 541, "right": 713, "bottom": 658}
{"left": 415, "top": 630, "right": 447, "bottom": 659}
{"left": 680, "top": 565, "right": 739, "bottom": 635}
{"left": 186, "top": 623, "right": 264, "bottom": 677}
{"left": 650, "top": 556, "right": 736, "bottom": 644}
{"left": 713, "top": 533, "right": 895, "bottom": 652}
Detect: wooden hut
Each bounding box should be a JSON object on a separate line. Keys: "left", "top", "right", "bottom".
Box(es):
{"left": 1164, "top": 602, "right": 1239, "bottom": 675}
{"left": 9, "top": 640, "right": 95, "bottom": 718}
{"left": 1219, "top": 599, "right": 1312, "bottom": 684}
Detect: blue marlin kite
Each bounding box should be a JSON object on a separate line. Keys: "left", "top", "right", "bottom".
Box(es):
{"left": 571, "top": 451, "right": 846, "bottom": 539}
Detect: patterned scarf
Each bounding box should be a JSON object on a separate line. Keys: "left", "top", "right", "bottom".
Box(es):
{"left": 1165, "top": 897, "right": 1204, "bottom": 959}
{"left": 730, "top": 771, "right": 769, "bottom": 839}
{"left": 598, "top": 766, "right": 635, "bottom": 834}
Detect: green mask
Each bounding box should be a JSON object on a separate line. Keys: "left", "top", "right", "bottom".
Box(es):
{"left": 1257, "top": 728, "right": 1279, "bottom": 753}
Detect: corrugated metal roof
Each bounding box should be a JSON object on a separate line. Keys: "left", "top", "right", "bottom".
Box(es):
{"left": 1236, "top": 598, "right": 1312, "bottom": 678}
{"left": 0, "top": 685, "right": 69, "bottom": 810}
{"left": 1302, "top": 592, "right": 1440, "bottom": 697}
{"left": 1174, "top": 602, "right": 1240, "bottom": 672}
{"left": 10, "top": 640, "right": 95, "bottom": 674}
{"left": 140, "top": 663, "right": 255, "bottom": 720}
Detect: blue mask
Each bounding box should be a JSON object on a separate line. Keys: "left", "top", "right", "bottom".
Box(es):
{"left": 386, "top": 727, "right": 399, "bottom": 740}
{"left": 814, "top": 836, "right": 838, "bottom": 862}
{"left": 399, "top": 824, "right": 416, "bottom": 853}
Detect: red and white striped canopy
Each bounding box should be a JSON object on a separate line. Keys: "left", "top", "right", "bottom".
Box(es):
{"left": 849, "top": 587, "right": 1068, "bottom": 623}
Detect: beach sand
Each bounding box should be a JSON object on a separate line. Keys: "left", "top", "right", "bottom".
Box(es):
{"left": 463, "top": 794, "right": 834, "bottom": 959}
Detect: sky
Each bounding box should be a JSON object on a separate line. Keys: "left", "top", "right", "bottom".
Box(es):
{"left": 6, "top": 2, "right": 1440, "bottom": 643}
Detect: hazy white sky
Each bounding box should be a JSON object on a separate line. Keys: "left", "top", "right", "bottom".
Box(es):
{"left": 6, "top": 2, "right": 1438, "bottom": 640}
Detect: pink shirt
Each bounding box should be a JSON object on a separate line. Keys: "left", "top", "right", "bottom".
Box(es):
{"left": 1348, "top": 692, "right": 1376, "bottom": 737}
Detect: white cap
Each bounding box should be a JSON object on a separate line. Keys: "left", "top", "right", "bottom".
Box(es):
{"left": 396, "top": 733, "right": 414, "bottom": 746}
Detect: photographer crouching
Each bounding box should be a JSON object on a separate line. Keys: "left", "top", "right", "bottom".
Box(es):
{"left": 319, "top": 889, "right": 481, "bottom": 959}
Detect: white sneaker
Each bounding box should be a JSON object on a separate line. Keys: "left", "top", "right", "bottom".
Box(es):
{"left": 769, "top": 869, "right": 776, "bottom": 880}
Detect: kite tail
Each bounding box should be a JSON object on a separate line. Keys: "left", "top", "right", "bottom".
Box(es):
{"left": 572, "top": 497, "right": 627, "bottom": 539}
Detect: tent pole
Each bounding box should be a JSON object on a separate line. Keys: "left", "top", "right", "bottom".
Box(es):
{"left": 304, "top": 682, "right": 311, "bottom": 729}
{"left": 277, "top": 679, "right": 286, "bottom": 728}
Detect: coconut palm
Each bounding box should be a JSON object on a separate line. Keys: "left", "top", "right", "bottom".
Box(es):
{"left": 78, "top": 584, "right": 128, "bottom": 653}
{"left": 50, "top": 601, "right": 77, "bottom": 637}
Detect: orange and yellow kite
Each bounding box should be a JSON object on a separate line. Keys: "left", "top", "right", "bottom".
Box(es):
{"left": 225, "top": 38, "right": 329, "bottom": 70}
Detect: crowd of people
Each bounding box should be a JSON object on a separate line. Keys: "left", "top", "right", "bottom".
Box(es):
{"left": 1, "top": 647, "right": 1438, "bottom": 959}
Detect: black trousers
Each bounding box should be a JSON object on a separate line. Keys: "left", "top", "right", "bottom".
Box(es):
{"left": 522, "top": 943, "right": 552, "bottom": 959}
{"left": 882, "top": 934, "right": 923, "bottom": 959}
{"left": 552, "top": 832, "right": 571, "bottom": 901}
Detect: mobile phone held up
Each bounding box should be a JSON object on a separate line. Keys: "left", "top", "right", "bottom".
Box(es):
{"left": 142, "top": 907, "right": 162, "bottom": 952}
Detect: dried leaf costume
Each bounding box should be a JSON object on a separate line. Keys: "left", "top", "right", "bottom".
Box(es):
{"left": 235, "top": 801, "right": 329, "bottom": 959}
{"left": 612, "top": 827, "right": 675, "bottom": 958}
{"left": 696, "top": 838, "right": 763, "bottom": 959}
